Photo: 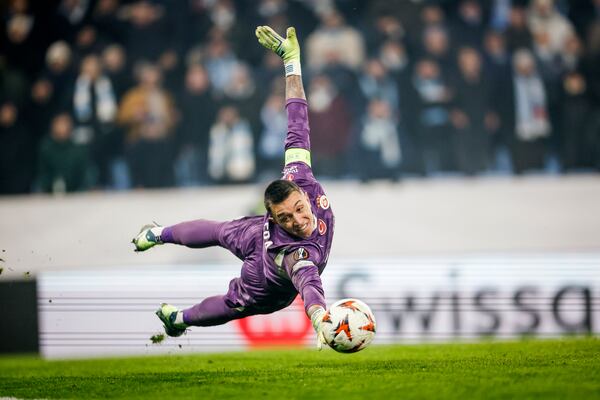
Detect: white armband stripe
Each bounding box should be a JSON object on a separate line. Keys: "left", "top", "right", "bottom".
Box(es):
{"left": 292, "top": 260, "right": 315, "bottom": 273}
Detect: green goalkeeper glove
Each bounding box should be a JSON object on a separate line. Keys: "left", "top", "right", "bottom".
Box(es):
{"left": 132, "top": 223, "right": 164, "bottom": 252}
{"left": 255, "top": 25, "right": 301, "bottom": 76}
{"left": 309, "top": 305, "right": 328, "bottom": 350}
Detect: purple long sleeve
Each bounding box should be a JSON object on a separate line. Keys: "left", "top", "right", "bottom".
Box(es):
{"left": 162, "top": 219, "right": 223, "bottom": 248}
{"left": 290, "top": 264, "right": 326, "bottom": 313}
{"left": 285, "top": 98, "right": 311, "bottom": 151}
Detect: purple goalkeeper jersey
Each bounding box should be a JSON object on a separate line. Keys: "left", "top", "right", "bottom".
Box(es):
{"left": 260, "top": 158, "right": 335, "bottom": 298}
{"left": 163, "top": 99, "right": 334, "bottom": 315}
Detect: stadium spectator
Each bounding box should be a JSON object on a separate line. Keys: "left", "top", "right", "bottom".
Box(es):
{"left": 559, "top": 71, "right": 596, "bottom": 170}
{"left": 222, "top": 62, "right": 263, "bottom": 147}
{"left": 37, "top": 112, "right": 92, "bottom": 193}
{"left": 580, "top": 22, "right": 600, "bottom": 170}
{"left": 482, "top": 30, "right": 514, "bottom": 167}
{"left": 206, "top": 0, "right": 237, "bottom": 34}
{"left": 365, "top": 0, "right": 421, "bottom": 41}
{"left": 41, "top": 41, "right": 76, "bottom": 108}
{"left": 489, "top": 0, "right": 512, "bottom": 31}
{"left": 253, "top": 0, "right": 318, "bottom": 39}
{"left": 418, "top": 4, "right": 447, "bottom": 33}
{"left": 358, "top": 98, "right": 402, "bottom": 182}
{"left": 179, "top": 0, "right": 213, "bottom": 53}
{"left": 406, "top": 4, "right": 447, "bottom": 54}
{"left": 203, "top": 35, "right": 240, "bottom": 96}
{"left": 0, "top": 101, "right": 35, "bottom": 194}
{"left": 306, "top": 74, "right": 353, "bottom": 178}
{"left": 482, "top": 30, "right": 512, "bottom": 91}
{"left": 90, "top": 0, "right": 126, "bottom": 44}
{"left": 30, "top": 42, "right": 72, "bottom": 145}
{"left": 3, "top": 15, "right": 33, "bottom": 77}
{"left": 581, "top": 22, "right": 600, "bottom": 109}
{"left": 55, "top": 0, "right": 92, "bottom": 33}
{"left": 567, "top": 0, "right": 600, "bottom": 41}
{"left": 255, "top": 51, "right": 285, "bottom": 91}
{"left": 559, "top": 33, "right": 584, "bottom": 74}
{"left": 450, "top": 0, "right": 487, "bottom": 48}
{"left": 26, "top": 79, "right": 56, "bottom": 147}
{"left": 358, "top": 58, "right": 400, "bottom": 113}
{"left": 505, "top": 5, "right": 533, "bottom": 52}
{"left": 120, "top": 0, "right": 170, "bottom": 64}
{"left": 407, "top": 58, "right": 455, "bottom": 174}
{"left": 207, "top": 105, "right": 255, "bottom": 184}
{"left": 70, "top": 54, "right": 119, "bottom": 187}
{"left": 210, "top": 0, "right": 264, "bottom": 66}
{"left": 527, "top": 0, "right": 575, "bottom": 57}
{"left": 101, "top": 44, "right": 131, "bottom": 100}
{"left": 257, "top": 90, "right": 287, "bottom": 179}
{"left": 506, "top": 49, "right": 551, "bottom": 173}
{"left": 531, "top": 30, "right": 562, "bottom": 80}
{"left": 175, "top": 63, "right": 216, "bottom": 186}
{"left": 305, "top": 9, "right": 365, "bottom": 72}
{"left": 364, "top": 14, "right": 405, "bottom": 56}
{"left": 158, "top": 46, "right": 184, "bottom": 94}
{"left": 420, "top": 25, "right": 454, "bottom": 76}
{"left": 1, "top": 0, "right": 46, "bottom": 79}
{"left": 118, "top": 61, "right": 177, "bottom": 188}
{"left": 379, "top": 39, "right": 410, "bottom": 79}
{"left": 450, "top": 47, "right": 496, "bottom": 175}
{"left": 72, "top": 25, "right": 104, "bottom": 62}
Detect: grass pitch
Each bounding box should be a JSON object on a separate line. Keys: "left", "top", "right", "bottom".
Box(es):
{"left": 0, "top": 338, "right": 598, "bottom": 399}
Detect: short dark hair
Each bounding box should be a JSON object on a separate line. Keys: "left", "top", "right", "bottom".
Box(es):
{"left": 264, "top": 179, "right": 302, "bottom": 215}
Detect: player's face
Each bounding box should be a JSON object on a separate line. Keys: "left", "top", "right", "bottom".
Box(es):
{"left": 271, "top": 190, "right": 315, "bottom": 238}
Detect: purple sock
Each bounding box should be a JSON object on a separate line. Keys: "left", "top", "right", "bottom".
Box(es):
{"left": 161, "top": 220, "right": 223, "bottom": 248}
{"left": 183, "top": 295, "right": 243, "bottom": 327}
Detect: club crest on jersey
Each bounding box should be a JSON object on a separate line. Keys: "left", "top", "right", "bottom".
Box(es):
{"left": 318, "top": 219, "right": 327, "bottom": 235}
{"left": 283, "top": 166, "right": 298, "bottom": 181}
{"left": 317, "top": 195, "right": 330, "bottom": 210}
{"left": 293, "top": 247, "right": 309, "bottom": 261}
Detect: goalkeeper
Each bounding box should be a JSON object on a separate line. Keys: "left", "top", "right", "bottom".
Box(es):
{"left": 133, "top": 26, "right": 331, "bottom": 346}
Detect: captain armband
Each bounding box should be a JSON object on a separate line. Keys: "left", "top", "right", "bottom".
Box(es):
{"left": 285, "top": 148, "right": 311, "bottom": 167}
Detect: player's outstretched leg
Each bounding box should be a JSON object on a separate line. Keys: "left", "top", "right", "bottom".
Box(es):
{"left": 182, "top": 295, "right": 245, "bottom": 326}
{"left": 155, "top": 303, "right": 187, "bottom": 337}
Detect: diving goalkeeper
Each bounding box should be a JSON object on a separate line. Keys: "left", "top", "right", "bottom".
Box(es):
{"left": 132, "top": 26, "right": 332, "bottom": 346}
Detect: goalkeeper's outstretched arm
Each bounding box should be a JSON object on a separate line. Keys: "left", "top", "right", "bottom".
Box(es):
{"left": 256, "top": 25, "right": 310, "bottom": 168}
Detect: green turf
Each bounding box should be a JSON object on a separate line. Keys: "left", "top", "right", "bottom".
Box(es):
{"left": 0, "top": 338, "right": 598, "bottom": 399}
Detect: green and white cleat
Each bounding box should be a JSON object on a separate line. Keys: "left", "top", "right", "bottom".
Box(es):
{"left": 132, "top": 223, "right": 163, "bottom": 252}
{"left": 155, "top": 303, "right": 187, "bottom": 337}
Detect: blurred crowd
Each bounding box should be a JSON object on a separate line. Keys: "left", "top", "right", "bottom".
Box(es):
{"left": 1, "top": 0, "right": 600, "bottom": 194}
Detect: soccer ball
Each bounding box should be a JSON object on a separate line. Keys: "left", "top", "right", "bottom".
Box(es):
{"left": 321, "top": 298, "right": 376, "bottom": 353}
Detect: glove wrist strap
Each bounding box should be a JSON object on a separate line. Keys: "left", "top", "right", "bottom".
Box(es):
{"left": 310, "top": 306, "right": 325, "bottom": 332}
{"left": 284, "top": 59, "right": 301, "bottom": 77}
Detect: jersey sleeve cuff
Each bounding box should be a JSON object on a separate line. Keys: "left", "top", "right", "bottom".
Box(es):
{"left": 286, "top": 98, "right": 308, "bottom": 107}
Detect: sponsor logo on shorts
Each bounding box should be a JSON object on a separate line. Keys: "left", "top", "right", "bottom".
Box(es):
{"left": 317, "top": 195, "right": 330, "bottom": 210}
{"left": 318, "top": 219, "right": 327, "bottom": 235}
{"left": 293, "top": 247, "right": 309, "bottom": 261}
